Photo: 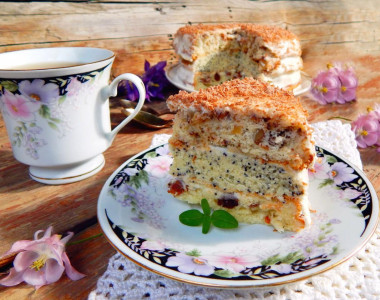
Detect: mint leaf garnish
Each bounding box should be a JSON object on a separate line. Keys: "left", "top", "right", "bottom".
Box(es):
{"left": 211, "top": 210, "right": 238, "bottom": 229}
{"left": 179, "top": 199, "right": 239, "bottom": 234}
{"left": 179, "top": 209, "right": 204, "bottom": 226}
{"left": 201, "top": 198, "right": 211, "bottom": 216}
{"left": 202, "top": 214, "right": 211, "bottom": 234}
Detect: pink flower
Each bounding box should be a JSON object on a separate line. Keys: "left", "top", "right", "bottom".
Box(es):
{"left": 351, "top": 113, "right": 379, "bottom": 148}
{"left": 310, "top": 62, "right": 358, "bottom": 105}
{"left": 308, "top": 157, "right": 330, "bottom": 180}
{"left": 144, "top": 155, "right": 173, "bottom": 178}
{"left": 140, "top": 240, "right": 166, "bottom": 251}
{"left": 67, "top": 77, "right": 83, "bottom": 97}
{"left": 205, "top": 254, "right": 257, "bottom": 273}
{"left": 310, "top": 70, "right": 340, "bottom": 105}
{"left": 334, "top": 67, "right": 358, "bottom": 103}
{"left": 0, "top": 226, "right": 85, "bottom": 289}
{"left": 1, "top": 90, "right": 39, "bottom": 121}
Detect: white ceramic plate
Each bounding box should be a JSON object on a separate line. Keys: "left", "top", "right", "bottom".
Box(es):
{"left": 98, "top": 144, "right": 378, "bottom": 288}
{"left": 165, "top": 63, "right": 311, "bottom": 96}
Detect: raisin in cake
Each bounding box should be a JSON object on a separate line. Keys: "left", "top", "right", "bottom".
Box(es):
{"left": 167, "top": 78, "right": 315, "bottom": 232}
{"left": 173, "top": 23, "right": 303, "bottom": 91}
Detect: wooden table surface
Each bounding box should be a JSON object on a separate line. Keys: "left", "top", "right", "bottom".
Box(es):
{"left": 0, "top": 0, "right": 379, "bottom": 299}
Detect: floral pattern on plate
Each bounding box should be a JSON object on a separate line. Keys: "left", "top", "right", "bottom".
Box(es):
{"left": 0, "top": 64, "right": 109, "bottom": 159}
{"left": 99, "top": 144, "right": 378, "bottom": 287}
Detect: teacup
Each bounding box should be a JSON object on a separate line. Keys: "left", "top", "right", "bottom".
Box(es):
{"left": 0, "top": 47, "right": 145, "bottom": 184}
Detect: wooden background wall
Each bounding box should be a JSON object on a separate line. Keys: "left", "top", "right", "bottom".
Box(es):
{"left": 2, "top": 0, "right": 380, "bottom": 79}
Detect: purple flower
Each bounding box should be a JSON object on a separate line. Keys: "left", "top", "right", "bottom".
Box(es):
{"left": 166, "top": 253, "right": 214, "bottom": 276}
{"left": 0, "top": 226, "right": 85, "bottom": 289}
{"left": 328, "top": 162, "right": 358, "bottom": 185}
{"left": 19, "top": 79, "right": 59, "bottom": 105}
{"left": 310, "top": 70, "right": 340, "bottom": 105}
{"left": 118, "top": 80, "right": 140, "bottom": 102}
{"left": 142, "top": 60, "right": 169, "bottom": 101}
{"left": 351, "top": 112, "right": 379, "bottom": 148}
{"left": 118, "top": 60, "right": 169, "bottom": 102}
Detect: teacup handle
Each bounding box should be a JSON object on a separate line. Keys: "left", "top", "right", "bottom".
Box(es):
{"left": 104, "top": 73, "right": 146, "bottom": 142}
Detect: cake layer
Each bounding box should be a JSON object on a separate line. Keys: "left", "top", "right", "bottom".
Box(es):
{"left": 169, "top": 145, "right": 307, "bottom": 201}
{"left": 170, "top": 109, "right": 314, "bottom": 171}
{"left": 168, "top": 179, "right": 310, "bottom": 232}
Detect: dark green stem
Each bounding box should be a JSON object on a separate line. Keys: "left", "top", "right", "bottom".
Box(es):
{"left": 67, "top": 233, "right": 103, "bottom": 246}
{"left": 328, "top": 116, "right": 352, "bottom": 122}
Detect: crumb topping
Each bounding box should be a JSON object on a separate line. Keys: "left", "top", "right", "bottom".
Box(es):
{"left": 175, "top": 23, "right": 298, "bottom": 43}
{"left": 167, "top": 78, "right": 309, "bottom": 127}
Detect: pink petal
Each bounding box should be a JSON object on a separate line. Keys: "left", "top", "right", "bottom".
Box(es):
{"left": 60, "top": 232, "right": 74, "bottom": 245}
{"left": 41, "top": 226, "right": 53, "bottom": 240}
{"left": 3, "top": 240, "right": 36, "bottom": 256}
{"left": 13, "top": 251, "right": 39, "bottom": 272}
{"left": 62, "top": 252, "right": 85, "bottom": 280}
{"left": 340, "top": 88, "right": 356, "bottom": 102}
{"left": 22, "top": 267, "right": 47, "bottom": 287}
{"left": 45, "top": 259, "right": 65, "bottom": 284}
{"left": 0, "top": 268, "right": 25, "bottom": 286}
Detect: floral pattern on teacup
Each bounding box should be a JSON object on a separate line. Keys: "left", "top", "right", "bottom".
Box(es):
{"left": 0, "top": 64, "right": 108, "bottom": 159}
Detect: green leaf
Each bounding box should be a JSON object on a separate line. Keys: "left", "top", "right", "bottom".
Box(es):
{"left": 39, "top": 105, "right": 51, "bottom": 119}
{"left": 58, "top": 95, "right": 67, "bottom": 105}
{"left": 1, "top": 80, "right": 18, "bottom": 92}
{"left": 214, "top": 269, "right": 240, "bottom": 278}
{"left": 211, "top": 210, "right": 238, "bottom": 229}
{"left": 280, "top": 251, "right": 304, "bottom": 264}
{"left": 48, "top": 122, "right": 59, "bottom": 131}
{"left": 202, "top": 214, "right": 211, "bottom": 234}
{"left": 185, "top": 249, "right": 201, "bottom": 257}
{"left": 325, "top": 155, "right": 337, "bottom": 164}
{"left": 318, "top": 178, "right": 334, "bottom": 188}
{"left": 179, "top": 210, "right": 204, "bottom": 226}
{"left": 144, "top": 151, "right": 157, "bottom": 158}
{"left": 49, "top": 117, "right": 61, "bottom": 123}
{"left": 138, "top": 170, "right": 149, "bottom": 185}
{"left": 261, "top": 254, "right": 281, "bottom": 266}
{"left": 201, "top": 198, "right": 211, "bottom": 216}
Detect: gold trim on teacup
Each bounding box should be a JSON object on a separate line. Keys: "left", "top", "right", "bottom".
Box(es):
{"left": 0, "top": 48, "right": 115, "bottom": 72}
{"left": 29, "top": 158, "right": 104, "bottom": 181}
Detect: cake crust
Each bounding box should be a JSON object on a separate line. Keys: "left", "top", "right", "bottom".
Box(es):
{"left": 167, "top": 77, "right": 309, "bottom": 128}
{"left": 175, "top": 23, "right": 299, "bottom": 44}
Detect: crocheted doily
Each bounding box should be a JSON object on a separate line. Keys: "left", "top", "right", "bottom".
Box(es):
{"left": 89, "top": 121, "right": 379, "bottom": 300}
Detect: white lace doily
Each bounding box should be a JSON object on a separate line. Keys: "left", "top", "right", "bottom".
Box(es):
{"left": 89, "top": 121, "right": 379, "bottom": 300}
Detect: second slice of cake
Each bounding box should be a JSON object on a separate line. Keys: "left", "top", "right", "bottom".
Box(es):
{"left": 167, "top": 78, "right": 315, "bottom": 232}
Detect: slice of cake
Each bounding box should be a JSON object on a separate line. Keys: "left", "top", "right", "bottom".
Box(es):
{"left": 173, "top": 23, "right": 303, "bottom": 91}
{"left": 167, "top": 78, "right": 315, "bottom": 232}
